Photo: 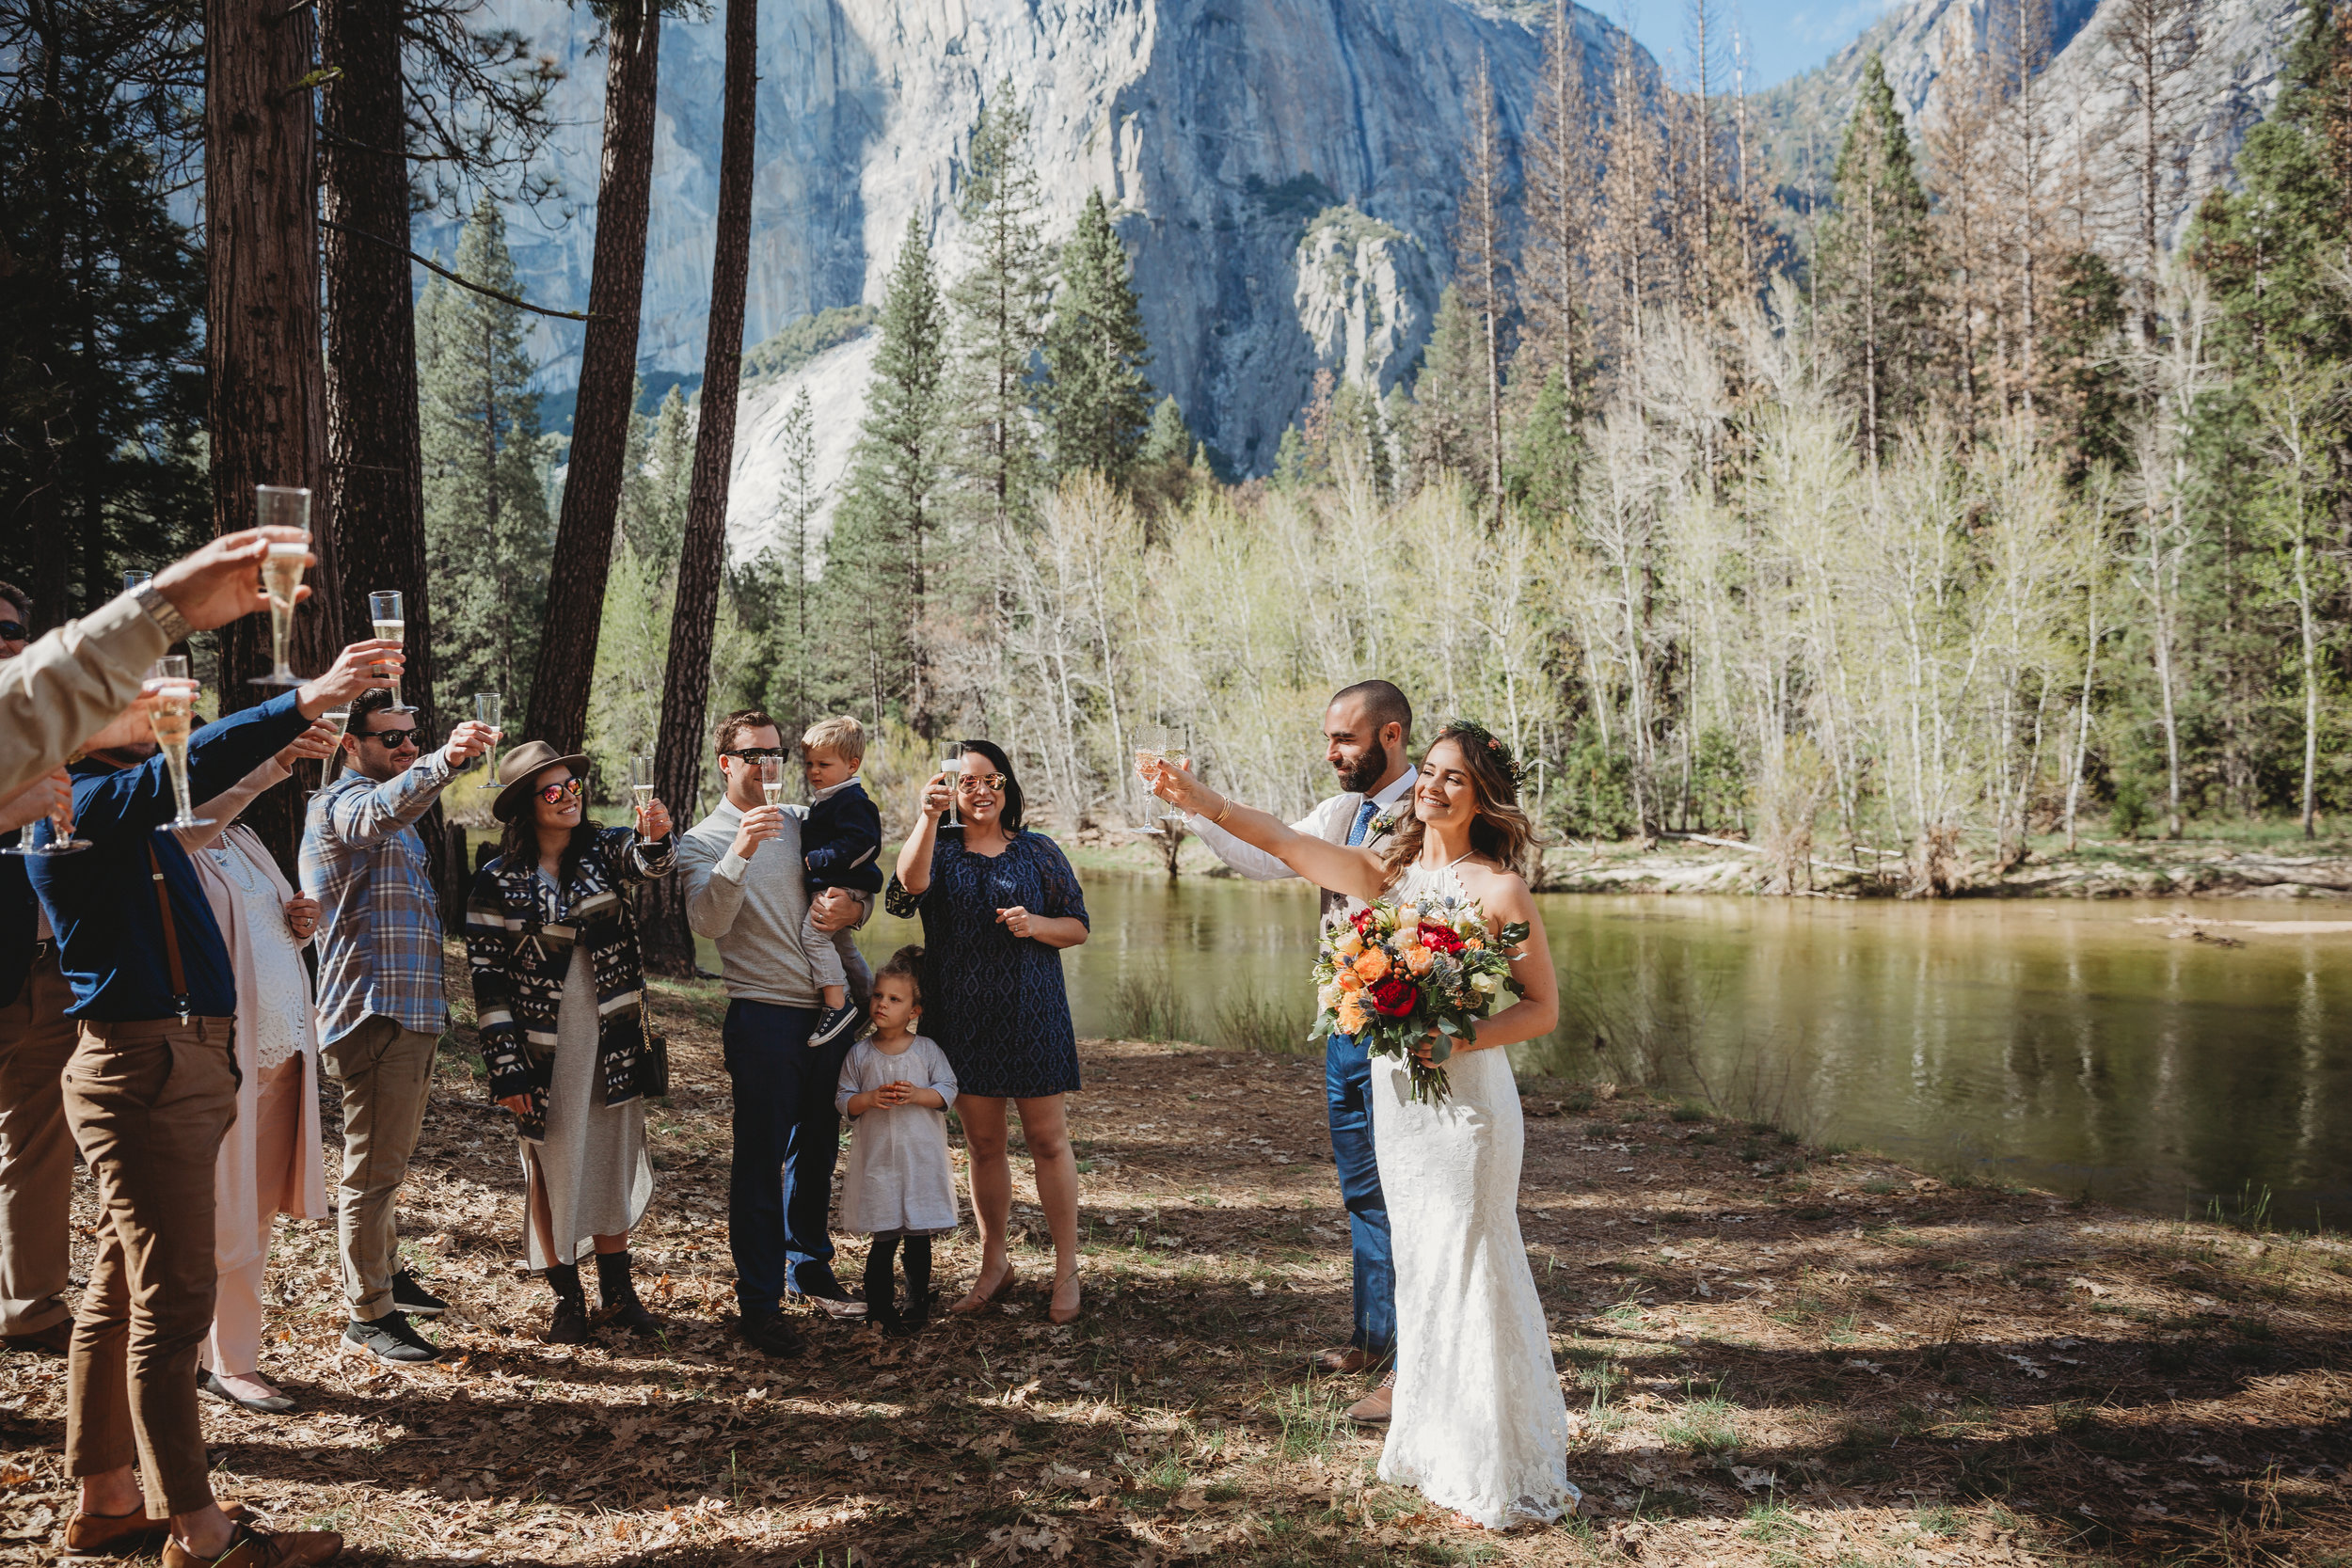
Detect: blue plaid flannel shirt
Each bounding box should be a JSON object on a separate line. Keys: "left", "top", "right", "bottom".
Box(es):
{"left": 300, "top": 752, "right": 458, "bottom": 1046}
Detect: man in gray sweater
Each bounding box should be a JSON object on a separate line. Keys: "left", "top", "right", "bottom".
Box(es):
{"left": 679, "top": 709, "right": 872, "bottom": 1355}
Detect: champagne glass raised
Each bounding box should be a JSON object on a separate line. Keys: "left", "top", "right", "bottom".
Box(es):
{"left": 474, "top": 693, "right": 502, "bottom": 777}
{"left": 368, "top": 590, "right": 413, "bottom": 714}
{"left": 122, "top": 568, "right": 152, "bottom": 594}
{"left": 938, "top": 742, "right": 961, "bottom": 828}
{"left": 630, "top": 753, "right": 656, "bottom": 817}
{"left": 146, "top": 656, "right": 214, "bottom": 831}
{"left": 247, "top": 486, "right": 310, "bottom": 687}
{"left": 0, "top": 780, "right": 90, "bottom": 858}
{"left": 757, "top": 756, "right": 787, "bottom": 809}
{"left": 318, "top": 705, "right": 353, "bottom": 784}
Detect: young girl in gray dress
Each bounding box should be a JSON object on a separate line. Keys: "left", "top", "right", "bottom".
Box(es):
{"left": 835, "top": 946, "right": 959, "bottom": 1332}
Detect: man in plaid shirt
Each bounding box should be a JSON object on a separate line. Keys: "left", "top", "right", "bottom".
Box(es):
{"left": 301, "top": 688, "right": 496, "bottom": 1364}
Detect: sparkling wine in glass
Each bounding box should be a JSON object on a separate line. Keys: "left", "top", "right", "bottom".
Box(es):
{"left": 758, "top": 757, "right": 787, "bottom": 809}
{"left": 368, "top": 590, "right": 412, "bottom": 713}
{"left": 248, "top": 487, "right": 310, "bottom": 687}
{"left": 319, "top": 706, "right": 352, "bottom": 784}
{"left": 0, "top": 776, "right": 90, "bottom": 857}
{"left": 146, "top": 657, "right": 214, "bottom": 831}
{"left": 474, "top": 693, "right": 502, "bottom": 777}
{"left": 630, "top": 753, "right": 656, "bottom": 815}
{"left": 938, "top": 743, "right": 961, "bottom": 828}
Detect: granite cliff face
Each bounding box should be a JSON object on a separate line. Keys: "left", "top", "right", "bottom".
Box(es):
{"left": 437, "top": 0, "right": 1635, "bottom": 552}
{"left": 1756, "top": 0, "right": 2306, "bottom": 252}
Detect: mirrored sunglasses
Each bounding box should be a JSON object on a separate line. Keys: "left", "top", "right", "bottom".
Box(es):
{"left": 536, "top": 777, "right": 585, "bottom": 804}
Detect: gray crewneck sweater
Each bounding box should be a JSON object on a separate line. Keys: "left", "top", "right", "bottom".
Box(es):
{"left": 679, "top": 799, "right": 821, "bottom": 1007}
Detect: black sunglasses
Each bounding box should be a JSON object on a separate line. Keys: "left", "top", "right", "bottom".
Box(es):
{"left": 0, "top": 621, "right": 25, "bottom": 641}
{"left": 723, "top": 747, "right": 787, "bottom": 764}
{"left": 361, "top": 726, "right": 422, "bottom": 748}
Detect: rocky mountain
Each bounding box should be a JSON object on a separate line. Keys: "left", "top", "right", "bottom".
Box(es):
{"left": 436, "top": 0, "right": 1637, "bottom": 556}
{"left": 1754, "top": 0, "right": 2308, "bottom": 251}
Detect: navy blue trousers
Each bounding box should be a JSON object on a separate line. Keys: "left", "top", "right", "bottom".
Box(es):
{"left": 723, "top": 999, "right": 851, "bottom": 1312}
{"left": 1325, "top": 1032, "right": 1395, "bottom": 1361}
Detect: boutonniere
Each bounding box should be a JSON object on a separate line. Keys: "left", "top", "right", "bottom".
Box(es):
{"left": 1368, "top": 810, "right": 1398, "bottom": 839}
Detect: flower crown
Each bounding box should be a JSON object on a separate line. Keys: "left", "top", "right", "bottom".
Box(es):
{"left": 1436, "top": 719, "right": 1531, "bottom": 792}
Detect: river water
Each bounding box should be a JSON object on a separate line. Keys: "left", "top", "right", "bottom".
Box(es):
{"left": 845, "top": 869, "right": 2351, "bottom": 1228}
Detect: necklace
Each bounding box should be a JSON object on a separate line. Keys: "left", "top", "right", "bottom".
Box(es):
{"left": 211, "top": 840, "right": 264, "bottom": 895}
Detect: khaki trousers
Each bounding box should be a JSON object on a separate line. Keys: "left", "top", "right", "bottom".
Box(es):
{"left": 320, "top": 1015, "right": 438, "bottom": 1323}
{"left": 0, "top": 947, "right": 79, "bottom": 1337}
{"left": 62, "top": 1015, "right": 238, "bottom": 1517}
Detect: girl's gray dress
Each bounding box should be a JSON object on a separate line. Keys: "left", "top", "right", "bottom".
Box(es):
{"left": 522, "top": 870, "right": 653, "bottom": 1269}
{"left": 834, "top": 1036, "right": 960, "bottom": 1236}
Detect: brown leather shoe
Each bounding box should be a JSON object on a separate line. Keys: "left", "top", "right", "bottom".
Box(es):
{"left": 161, "top": 1523, "right": 342, "bottom": 1568}
{"left": 1311, "top": 1345, "right": 1371, "bottom": 1375}
{"left": 1345, "top": 1370, "right": 1396, "bottom": 1424}
{"left": 64, "top": 1507, "right": 169, "bottom": 1556}
{"left": 3, "top": 1319, "right": 72, "bottom": 1355}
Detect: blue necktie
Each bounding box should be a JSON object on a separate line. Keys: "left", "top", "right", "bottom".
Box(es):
{"left": 1346, "top": 799, "right": 1377, "bottom": 847}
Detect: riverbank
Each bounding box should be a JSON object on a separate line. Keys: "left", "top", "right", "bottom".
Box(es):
{"left": 4, "top": 970, "right": 2344, "bottom": 1566}
{"left": 1059, "top": 823, "right": 2352, "bottom": 900}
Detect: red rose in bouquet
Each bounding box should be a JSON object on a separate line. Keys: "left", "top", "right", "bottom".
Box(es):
{"left": 1351, "top": 907, "right": 1380, "bottom": 938}
{"left": 1369, "top": 975, "right": 1419, "bottom": 1017}
{"left": 1417, "top": 922, "right": 1466, "bottom": 955}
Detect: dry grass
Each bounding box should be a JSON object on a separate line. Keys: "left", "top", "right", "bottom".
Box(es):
{"left": 4, "top": 952, "right": 2349, "bottom": 1566}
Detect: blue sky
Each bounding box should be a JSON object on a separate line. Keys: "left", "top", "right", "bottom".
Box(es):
{"left": 1605, "top": 0, "right": 1904, "bottom": 89}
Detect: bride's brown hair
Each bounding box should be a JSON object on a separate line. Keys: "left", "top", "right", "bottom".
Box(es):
{"left": 1378, "top": 722, "right": 1544, "bottom": 884}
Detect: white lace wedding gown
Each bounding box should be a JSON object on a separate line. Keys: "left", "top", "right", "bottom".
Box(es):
{"left": 1373, "top": 858, "right": 1579, "bottom": 1529}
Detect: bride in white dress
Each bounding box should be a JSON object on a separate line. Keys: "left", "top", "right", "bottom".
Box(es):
{"left": 1145, "top": 722, "right": 1579, "bottom": 1528}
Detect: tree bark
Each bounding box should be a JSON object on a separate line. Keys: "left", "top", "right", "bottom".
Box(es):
{"left": 524, "top": 0, "right": 661, "bottom": 756}
{"left": 320, "top": 0, "right": 435, "bottom": 750}
{"left": 644, "top": 0, "right": 755, "bottom": 976}
{"left": 207, "top": 0, "right": 339, "bottom": 874}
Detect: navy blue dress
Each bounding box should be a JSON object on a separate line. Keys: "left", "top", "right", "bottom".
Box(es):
{"left": 883, "top": 829, "right": 1089, "bottom": 1099}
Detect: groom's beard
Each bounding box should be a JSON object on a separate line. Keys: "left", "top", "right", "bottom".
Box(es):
{"left": 1335, "top": 741, "right": 1391, "bottom": 795}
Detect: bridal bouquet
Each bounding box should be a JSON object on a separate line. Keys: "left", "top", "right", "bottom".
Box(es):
{"left": 1311, "top": 896, "right": 1528, "bottom": 1103}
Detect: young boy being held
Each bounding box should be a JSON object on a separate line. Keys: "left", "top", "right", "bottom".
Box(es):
{"left": 801, "top": 715, "right": 885, "bottom": 1046}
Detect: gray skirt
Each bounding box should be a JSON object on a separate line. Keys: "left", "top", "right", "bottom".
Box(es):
{"left": 517, "top": 944, "right": 652, "bottom": 1270}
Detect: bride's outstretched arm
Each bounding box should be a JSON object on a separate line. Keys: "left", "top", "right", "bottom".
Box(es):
{"left": 1142, "top": 759, "right": 1385, "bottom": 906}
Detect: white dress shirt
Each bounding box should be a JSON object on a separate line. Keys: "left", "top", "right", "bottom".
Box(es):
{"left": 1187, "top": 766, "right": 1420, "bottom": 880}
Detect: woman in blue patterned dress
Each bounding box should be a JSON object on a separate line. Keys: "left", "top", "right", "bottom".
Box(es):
{"left": 886, "top": 740, "right": 1090, "bottom": 1323}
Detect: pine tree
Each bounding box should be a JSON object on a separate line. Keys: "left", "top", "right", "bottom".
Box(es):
{"left": 1407, "top": 286, "right": 1490, "bottom": 488}
{"left": 634, "top": 384, "right": 692, "bottom": 567}
{"left": 1454, "top": 51, "right": 1514, "bottom": 526}
{"left": 417, "top": 198, "right": 551, "bottom": 718}
{"left": 1040, "top": 190, "right": 1154, "bottom": 482}
{"left": 765, "top": 385, "right": 822, "bottom": 727}
{"left": 830, "top": 214, "right": 947, "bottom": 731}
{"left": 1523, "top": 0, "right": 1597, "bottom": 404}
{"left": 1815, "top": 54, "right": 1933, "bottom": 458}
{"left": 947, "top": 79, "right": 1052, "bottom": 536}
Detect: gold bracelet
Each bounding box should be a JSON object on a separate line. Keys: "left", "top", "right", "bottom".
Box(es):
{"left": 1214, "top": 797, "right": 1235, "bottom": 826}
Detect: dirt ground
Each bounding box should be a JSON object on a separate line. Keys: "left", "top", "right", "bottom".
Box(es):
{"left": 3, "top": 957, "right": 2347, "bottom": 1567}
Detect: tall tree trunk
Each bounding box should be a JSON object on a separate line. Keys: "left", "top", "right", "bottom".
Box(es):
{"left": 645, "top": 0, "right": 755, "bottom": 976}
{"left": 207, "top": 0, "right": 339, "bottom": 874}
{"left": 525, "top": 0, "right": 661, "bottom": 755}
{"left": 319, "top": 0, "right": 436, "bottom": 753}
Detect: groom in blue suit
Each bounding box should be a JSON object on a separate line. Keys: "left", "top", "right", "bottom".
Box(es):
{"left": 1184, "top": 679, "right": 1416, "bottom": 1423}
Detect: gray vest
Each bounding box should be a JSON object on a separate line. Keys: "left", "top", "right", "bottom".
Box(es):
{"left": 1318, "top": 793, "right": 1400, "bottom": 926}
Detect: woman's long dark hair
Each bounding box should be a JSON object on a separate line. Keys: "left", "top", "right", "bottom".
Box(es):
{"left": 499, "top": 768, "right": 601, "bottom": 889}
{"left": 1378, "top": 724, "right": 1544, "bottom": 883}
{"left": 956, "top": 738, "right": 1025, "bottom": 833}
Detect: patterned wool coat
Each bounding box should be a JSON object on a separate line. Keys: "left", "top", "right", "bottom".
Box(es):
{"left": 465, "top": 826, "right": 676, "bottom": 1139}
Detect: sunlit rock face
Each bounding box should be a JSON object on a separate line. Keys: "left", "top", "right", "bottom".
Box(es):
{"left": 1756, "top": 0, "right": 2306, "bottom": 254}
{"left": 430, "top": 0, "right": 1638, "bottom": 549}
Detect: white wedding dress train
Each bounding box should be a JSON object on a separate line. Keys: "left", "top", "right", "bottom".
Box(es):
{"left": 1371, "top": 860, "right": 1579, "bottom": 1529}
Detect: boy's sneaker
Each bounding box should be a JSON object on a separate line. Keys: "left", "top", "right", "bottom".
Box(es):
{"left": 390, "top": 1269, "right": 448, "bottom": 1317}
{"left": 343, "top": 1311, "right": 442, "bottom": 1364}
{"left": 808, "top": 1002, "right": 861, "bottom": 1049}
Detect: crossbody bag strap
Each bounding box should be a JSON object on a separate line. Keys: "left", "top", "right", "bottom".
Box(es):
{"left": 146, "top": 841, "right": 193, "bottom": 1022}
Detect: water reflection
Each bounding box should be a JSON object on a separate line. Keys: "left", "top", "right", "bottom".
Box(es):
{"left": 850, "top": 870, "right": 2352, "bottom": 1227}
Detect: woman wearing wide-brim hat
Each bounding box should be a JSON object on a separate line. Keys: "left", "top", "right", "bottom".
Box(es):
{"left": 464, "top": 740, "right": 677, "bottom": 1344}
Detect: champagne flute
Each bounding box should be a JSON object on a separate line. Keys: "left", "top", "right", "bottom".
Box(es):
{"left": 630, "top": 753, "right": 657, "bottom": 825}
{"left": 1158, "top": 736, "right": 1193, "bottom": 825}
{"left": 318, "top": 705, "right": 353, "bottom": 784}
{"left": 146, "top": 657, "right": 214, "bottom": 831}
{"left": 0, "top": 776, "right": 90, "bottom": 858}
{"left": 123, "top": 568, "right": 153, "bottom": 594}
{"left": 474, "top": 693, "right": 502, "bottom": 777}
{"left": 938, "top": 742, "right": 961, "bottom": 828}
{"left": 368, "top": 590, "right": 412, "bottom": 714}
{"left": 758, "top": 756, "right": 787, "bottom": 809}
{"left": 247, "top": 486, "right": 310, "bottom": 687}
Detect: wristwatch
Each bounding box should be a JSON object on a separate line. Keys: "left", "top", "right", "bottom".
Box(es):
{"left": 132, "top": 582, "right": 192, "bottom": 644}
